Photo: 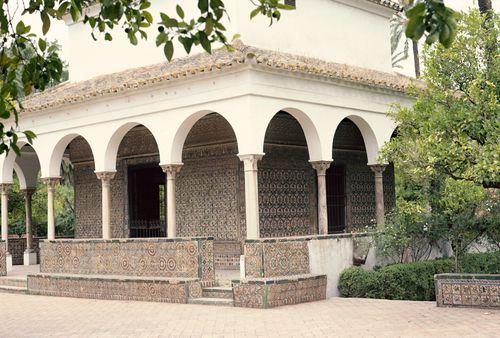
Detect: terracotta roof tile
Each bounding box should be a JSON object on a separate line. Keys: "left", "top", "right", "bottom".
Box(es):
{"left": 23, "top": 42, "right": 419, "bottom": 113}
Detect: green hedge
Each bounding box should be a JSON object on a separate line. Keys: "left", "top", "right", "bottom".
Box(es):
{"left": 338, "top": 251, "right": 499, "bottom": 301}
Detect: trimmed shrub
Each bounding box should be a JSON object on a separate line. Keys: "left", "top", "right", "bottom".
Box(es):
{"left": 461, "top": 251, "right": 500, "bottom": 274}
{"left": 338, "top": 253, "right": 500, "bottom": 301}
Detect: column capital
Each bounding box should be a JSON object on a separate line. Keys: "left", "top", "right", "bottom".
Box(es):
{"left": 95, "top": 171, "right": 116, "bottom": 182}
{"left": 41, "top": 177, "right": 60, "bottom": 188}
{"left": 238, "top": 154, "right": 264, "bottom": 171}
{"left": 160, "top": 164, "right": 183, "bottom": 178}
{"left": 20, "top": 188, "right": 36, "bottom": 197}
{"left": 0, "top": 183, "right": 12, "bottom": 194}
{"left": 310, "top": 160, "right": 332, "bottom": 175}
{"left": 369, "top": 164, "right": 387, "bottom": 175}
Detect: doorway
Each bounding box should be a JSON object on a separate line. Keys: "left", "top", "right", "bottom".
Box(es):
{"left": 128, "top": 164, "right": 166, "bottom": 237}
{"left": 326, "top": 165, "right": 346, "bottom": 233}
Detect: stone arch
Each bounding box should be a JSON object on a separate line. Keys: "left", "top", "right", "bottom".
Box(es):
{"left": 0, "top": 142, "right": 41, "bottom": 186}
{"left": 103, "top": 121, "right": 161, "bottom": 171}
{"left": 170, "top": 110, "right": 240, "bottom": 164}
{"left": 339, "top": 115, "right": 379, "bottom": 164}
{"left": 46, "top": 133, "right": 96, "bottom": 178}
{"left": 262, "top": 108, "right": 323, "bottom": 161}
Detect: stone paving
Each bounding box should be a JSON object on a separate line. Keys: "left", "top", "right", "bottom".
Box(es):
{"left": 1, "top": 293, "right": 498, "bottom": 337}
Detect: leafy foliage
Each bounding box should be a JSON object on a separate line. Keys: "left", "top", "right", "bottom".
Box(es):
{"left": 338, "top": 251, "right": 499, "bottom": 300}
{"left": 380, "top": 10, "right": 499, "bottom": 266}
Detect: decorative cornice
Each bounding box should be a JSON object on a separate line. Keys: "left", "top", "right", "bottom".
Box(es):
{"left": 0, "top": 184, "right": 12, "bottom": 194}
{"left": 160, "top": 164, "right": 183, "bottom": 179}
{"left": 22, "top": 41, "right": 420, "bottom": 114}
{"left": 369, "top": 164, "right": 387, "bottom": 175}
{"left": 41, "top": 177, "right": 60, "bottom": 188}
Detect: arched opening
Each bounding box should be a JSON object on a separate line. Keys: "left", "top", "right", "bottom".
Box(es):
{"left": 328, "top": 118, "right": 395, "bottom": 232}
{"left": 260, "top": 111, "right": 317, "bottom": 237}
{"left": 113, "top": 125, "right": 162, "bottom": 238}
{"left": 7, "top": 145, "right": 43, "bottom": 267}
{"left": 61, "top": 136, "right": 95, "bottom": 238}
{"left": 177, "top": 113, "right": 240, "bottom": 270}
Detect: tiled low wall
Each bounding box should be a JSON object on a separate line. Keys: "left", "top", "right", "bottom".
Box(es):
{"left": 435, "top": 274, "right": 499, "bottom": 308}
{"left": 214, "top": 241, "right": 241, "bottom": 270}
{"left": 28, "top": 273, "right": 203, "bottom": 303}
{"left": 40, "top": 237, "right": 215, "bottom": 281}
{"left": 244, "top": 239, "right": 309, "bottom": 278}
{"left": 8, "top": 238, "right": 41, "bottom": 265}
{"left": 0, "top": 240, "right": 6, "bottom": 276}
{"left": 233, "top": 274, "right": 327, "bottom": 308}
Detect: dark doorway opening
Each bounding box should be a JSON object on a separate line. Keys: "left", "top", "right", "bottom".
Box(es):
{"left": 326, "top": 165, "right": 346, "bottom": 233}
{"left": 128, "top": 164, "right": 166, "bottom": 237}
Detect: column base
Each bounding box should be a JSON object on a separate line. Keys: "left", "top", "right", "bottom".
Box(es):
{"left": 23, "top": 250, "right": 37, "bottom": 265}
{"left": 6, "top": 253, "right": 12, "bottom": 272}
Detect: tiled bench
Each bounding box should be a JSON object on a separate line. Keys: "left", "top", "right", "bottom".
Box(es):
{"left": 435, "top": 273, "right": 499, "bottom": 308}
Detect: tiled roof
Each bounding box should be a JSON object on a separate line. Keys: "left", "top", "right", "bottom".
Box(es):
{"left": 365, "top": 0, "right": 402, "bottom": 11}
{"left": 23, "top": 42, "right": 418, "bottom": 113}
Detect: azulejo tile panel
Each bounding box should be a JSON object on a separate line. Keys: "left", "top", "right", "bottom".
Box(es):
{"left": 0, "top": 241, "right": 6, "bottom": 276}
{"left": 233, "top": 275, "right": 327, "bottom": 308}
{"left": 27, "top": 274, "right": 200, "bottom": 303}
{"left": 40, "top": 238, "right": 215, "bottom": 280}
{"left": 244, "top": 240, "right": 309, "bottom": 278}
{"left": 435, "top": 274, "right": 500, "bottom": 308}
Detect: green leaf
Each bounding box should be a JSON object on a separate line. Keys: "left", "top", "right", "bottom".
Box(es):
{"left": 105, "top": 33, "right": 113, "bottom": 41}
{"left": 198, "top": 31, "right": 211, "bottom": 53}
{"left": 176, "top": 5, "right": 185, "bottom": 19}
{"left": 164, "top": 40, "right": 174, "bottom": 61}
{"left": 41, "top": 12, "right": 51, "bottom": 35}
{"left": 38, "top": 38, "right": 47, "bottom": 52}
{"left": 250, "top": 8, "right": 261, "bottom": 20}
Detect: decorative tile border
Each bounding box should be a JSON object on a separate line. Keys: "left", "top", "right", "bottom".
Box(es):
{"left": 0, "top": 240, "right": 6, "bottom": 276}
{"left": 244, "top": 239, "right": 311, "bottom": 278}
{"left": 28, "top": 273, "right": 203, "bottom": 303}
{"left": 40, "top": 237, "right": 215, "bottom": 281}
{"left": 435, "top": 273, "right": 500, "bottom": 308}
{"left": 233, "top": 274, "right": 327, "bottom": 308}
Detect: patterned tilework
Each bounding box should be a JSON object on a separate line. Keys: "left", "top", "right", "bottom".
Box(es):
{"left": 8, "top": 238, "right": 41, "bottom": 265}
{"left": 39, "top": 238, "right": 215, "bottom": 280}
{"left": 435, "top": 274, "right": 499, "bottom": 308}
{"left": 244, "top": 240, "right": 310, "bottom": 278}
{"left": 0, "top": 241, "right": 6, "bottom": 276}
{"left": 28, "top": 274, "right": 202, "bottom": 303}
{"left": 233, "top": 275, "right": 327, "bottom": 308}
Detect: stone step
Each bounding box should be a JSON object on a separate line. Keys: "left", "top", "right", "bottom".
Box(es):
{"left": 202, "top": 286, "right": 234, "bottom": 299}
{"left": 188, "top": 297, "right": 234, "bottom": 307}
{"left": 0, "top": 278, "right": 27, "bottom": 288}
{"left": 0, "top": 285, "right": 28, "bottom": 294}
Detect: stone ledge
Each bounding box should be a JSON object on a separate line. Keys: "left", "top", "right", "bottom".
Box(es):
{"left": 30, "top": 273, "right": 199, "bottom": 284}
{"left": 435, "top": 273, "right": 500, "bottom": 281}
{"left": 244, "top": 232, "right": 372, "bottom": 244}
{"left": 236, "top": 274, "right": 326, "bottom": 285}
{"left": 41, "top": 236, "right": 214, "bottom": 244}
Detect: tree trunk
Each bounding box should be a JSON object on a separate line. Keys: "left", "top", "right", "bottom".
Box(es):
{"left": 412, "top": 40, "right": 420, "bottom": 78}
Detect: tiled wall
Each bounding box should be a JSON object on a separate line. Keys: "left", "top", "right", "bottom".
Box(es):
{"left": 40, "top": 237, "right": 215, "bottom": 281}
{"left": 244, "top": 239, "right": 310, "bottom": 278}
{"left": 435, "top": 274, "right": 499, "bottom": 308}
{"left": 8, "top": 238, "right": 41, "bottom": 265}
{"left": 0, "top": 241, "right": 6, "bottom": 276}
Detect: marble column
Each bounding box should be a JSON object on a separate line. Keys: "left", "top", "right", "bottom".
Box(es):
{"left": 238, "top": 154, "right": 263, "bottom": 239}
{"left": 22, "top": 188, "right": 37, "bottom": 265}
{"left": 310, "top": 161, "right": 332, "bottom": 235}
{"left": 96, "top": 171, "right": 116, "bottom": 239}
{"left": 160, "top": 164, "right": 183, "bottom": 238}
{"left": 369, "top": 164, "right": 386, "bottom": 228}
{"left": 0, "top": 183, "right": 12, "bottom": 271}
{"left": 42, "top": 178, "right": 59, "bottom": 240}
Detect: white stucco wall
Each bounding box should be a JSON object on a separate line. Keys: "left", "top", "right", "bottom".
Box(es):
{"left": 67, "top": 0, "right": 395, "bottom": 81}
{"left": 308, "top": 236, "right": 354, "bottom": 297}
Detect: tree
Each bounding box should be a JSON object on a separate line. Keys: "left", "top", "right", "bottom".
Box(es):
{"left": 380, "top": 9, "right": 499, "bottom": 267}
{"left": 0, "top": 0, "right": 460, "bottom": 155}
